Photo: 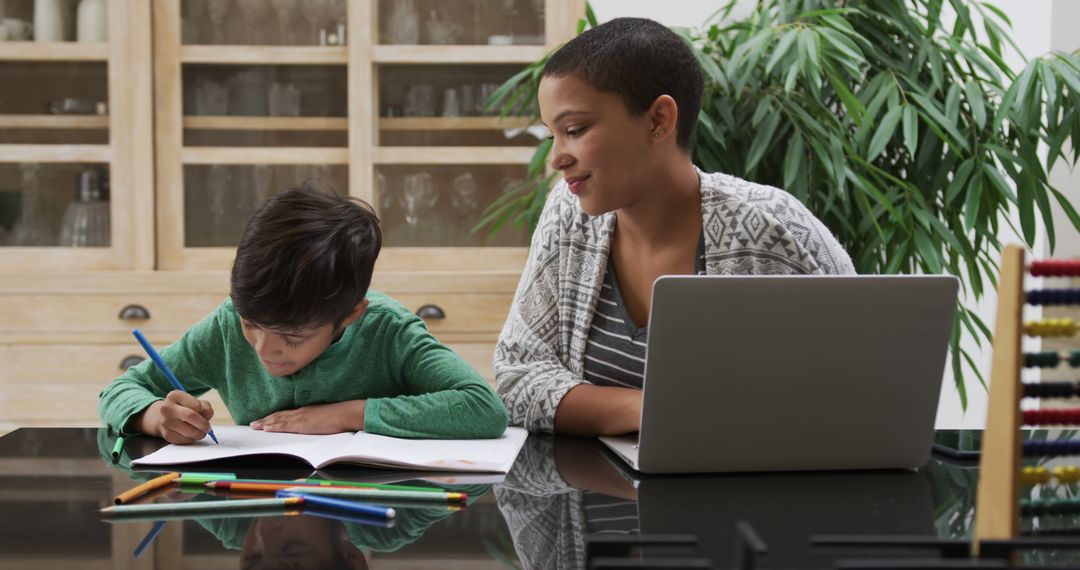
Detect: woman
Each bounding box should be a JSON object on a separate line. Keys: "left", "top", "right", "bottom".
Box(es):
{"left": 495, "top": 17, "right": 855, "bottom": 436}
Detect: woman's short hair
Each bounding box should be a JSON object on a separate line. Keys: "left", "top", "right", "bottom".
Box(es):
{"left": 543, "top": 17, "right": 704, "bottom": 151}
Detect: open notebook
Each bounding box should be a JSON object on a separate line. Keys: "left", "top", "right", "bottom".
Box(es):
{"left": 131, "top": 426, "right": 529, "bottom": 473}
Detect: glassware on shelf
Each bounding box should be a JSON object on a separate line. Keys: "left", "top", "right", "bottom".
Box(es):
{"left": 470, "top": 0, "right": 489, "bottom": 44}
{"left": 501, "top": 0, "right": 518, "bottom": 43}
{"left": 10, "top": 163, "right": 56, "bottom": 246}
{"left": 376, "top": 171, "right": 394, "bottom": 215}
{"left": 425, "top": 8, "right": 462, "bottom": 45}
{"left": 301, "top": 0, "right": 328, "bottom": 45}
{"left": 330, "top": 0, "right": 346, "bottom": 45}
{"left": 450, "top": 172, "right": 482, "bottom": 245}
{"left": 57, "top": 167, "right": 109, "bottom": 247}
{"left": 234, "top": 0, "right": 266, "bottom": 45}
{"left": 404, "top": 84, "right": 435, "bottom": 117}
{"left": 34, "top": 0, "right": 69, "bottom": 42}
{"left": 181, "top": 0, "right": 205, "bottom": 44}
{"left": 228, "top": 69, "right": 269, "bottom": 116}
{"left": 49, "top": 97, "right": 104, "bottom": 115}
{"left": 75, "top": 0, "right": 106, "bottom": 42}
{"left": 386, "top": 0, "right": 418, "bottom": 44}
{"left": 268, "top": 82, "right": 301, "bottom": 116}
{"left": 269, "top": 0, "right": 297, "bottom": 45}
{"left": 206, "top": 0, "right": 230, "bottom": 44}
{"left": 193, "top": 78, "right": 228, "bottom": 116}
{"left": 441, "top": 87, "right": 462, "bottom": 117}
{"left": 205, "top": 164, "right": 234, "bottom": 245}
{"left": 400, "top": 171, "right": 435, "bottom": 226}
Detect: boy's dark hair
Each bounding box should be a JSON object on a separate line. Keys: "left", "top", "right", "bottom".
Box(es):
{"left": 231, "top": 179, "right": 382, "bottom": 330}
{"left": 542, "top": 17, "right": 704, "bottom": 151}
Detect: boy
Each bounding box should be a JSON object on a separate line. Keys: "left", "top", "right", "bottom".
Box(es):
{"left": 100, "top": 181, "right": 508, "bottom": 442}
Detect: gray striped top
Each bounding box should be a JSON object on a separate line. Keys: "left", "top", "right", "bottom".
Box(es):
{"left": 582, "top": 234, "right": 706, "bottom": 389}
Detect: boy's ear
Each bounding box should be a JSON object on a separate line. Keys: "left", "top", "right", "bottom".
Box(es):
{"left": 341, "top": 298, "right": 369, "bottom": 328}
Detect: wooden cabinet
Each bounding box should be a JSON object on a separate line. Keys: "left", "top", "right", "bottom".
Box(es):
{"left": 0, "top": 0, "right": 582, "bottom": 431}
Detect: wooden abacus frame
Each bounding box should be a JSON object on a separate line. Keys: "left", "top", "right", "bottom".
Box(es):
{"left": 973, "top": 244, "right": 1026, "bottom": 552}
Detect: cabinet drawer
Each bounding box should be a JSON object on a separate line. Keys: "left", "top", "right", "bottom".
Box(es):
{"left": 446, "top": 342, "right": 496, "bottom": 387}
{"left": 391, "top": 294, "right": 512, "bottom": 336}
{"left": 0, "top": 294, "right": 225, "bottom": 336}
{"left": 0, "top": 343, "right": 235, "bottom": 427}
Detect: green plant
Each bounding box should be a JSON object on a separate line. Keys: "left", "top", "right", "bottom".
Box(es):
{"left": 479, "top": 0, "right": 1080, "bottom": 409}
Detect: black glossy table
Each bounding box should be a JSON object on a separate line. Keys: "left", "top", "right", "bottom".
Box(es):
{"left": 0, "top": 428, "right": 1004, "bottom": 569}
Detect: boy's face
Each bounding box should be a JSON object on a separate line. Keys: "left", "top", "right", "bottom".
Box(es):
{"left": 240, "top": 300, "right": 368, "bottom": 377}
{"left": 241, "top": 515, "right": 367, "bottom": 570}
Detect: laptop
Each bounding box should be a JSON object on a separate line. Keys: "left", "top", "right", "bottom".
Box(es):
{"left": 599, "top": 275, "right": 958, "bottom": 474}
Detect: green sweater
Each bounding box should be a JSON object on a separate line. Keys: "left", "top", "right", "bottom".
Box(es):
{"left": 99, "top": 292, "right": 507, "bottom": 439}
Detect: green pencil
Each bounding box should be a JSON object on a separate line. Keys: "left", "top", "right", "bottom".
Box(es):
{"left": 101, "top": 497, "right": 304, "bottom": 516}
{"left": 110, "top": 436, "right": 126, "bottom": 463}
{"left": 223, "top": 477, "right": 443, "bottom": 493}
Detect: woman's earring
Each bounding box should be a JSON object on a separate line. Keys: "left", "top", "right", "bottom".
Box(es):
{"left": 652, "top": 131, "right": 661, "bottom": 139}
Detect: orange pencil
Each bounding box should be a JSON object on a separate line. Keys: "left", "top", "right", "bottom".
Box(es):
{"left": 114, "top": 472, "right": 180, "bottom": 505}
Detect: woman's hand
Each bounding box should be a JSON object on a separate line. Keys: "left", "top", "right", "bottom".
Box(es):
{"left": 250, "top": 400, "right": 366, "bottom": 434}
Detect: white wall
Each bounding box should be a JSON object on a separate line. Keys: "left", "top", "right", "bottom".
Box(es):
{"left": 593, "top": 1, "right": 1080, "bottom": 429}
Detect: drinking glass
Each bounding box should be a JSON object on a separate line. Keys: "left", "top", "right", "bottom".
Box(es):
{"left": 400, "top": 172, "right": 436, "bottom": 226}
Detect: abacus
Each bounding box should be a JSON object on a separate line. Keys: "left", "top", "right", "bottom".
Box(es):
{"left": 974, "top": 245, "right": 1080, "bottom": 552}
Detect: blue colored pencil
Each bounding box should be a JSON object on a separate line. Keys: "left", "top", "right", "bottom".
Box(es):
{"left": 132, "top": 329, "right": 219, "bottom": 444}
{"left": 133, "top": 520, "right": 165, "bottom": 558}
{"left": 276, "top": 490, "right": 396, "bottom": 520}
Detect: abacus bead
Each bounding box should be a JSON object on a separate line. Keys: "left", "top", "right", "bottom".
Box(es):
{"left": 1063, "top": 466, "right": 1080, "bottom": 483}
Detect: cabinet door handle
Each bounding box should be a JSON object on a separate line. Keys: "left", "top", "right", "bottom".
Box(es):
{"left": 416, "top": 304, "right": 446, "bottom": 320}
{"left": 119, "top": 355, "right": 144, "bottom": 370}
{"left": 118, "top": 304, "right": 151, "bottom": 320}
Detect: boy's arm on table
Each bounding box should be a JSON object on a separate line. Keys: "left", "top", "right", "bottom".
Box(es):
{"left": 365, "top": 315, "right": 508, "bottom": 439}
{"left": 98, "top": 304, "right": 227, "bottom": 435}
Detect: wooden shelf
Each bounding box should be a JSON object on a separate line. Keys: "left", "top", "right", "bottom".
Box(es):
{"left": 183, "top": 116, "right": 347, "bottom": 131}
{"left": 0, "top": 42, "right": 108, "bottom": 62}
{"left": 373, "top": 146, "right": 535, "bottom": 164}
{"left": 180, "top": 45, "right": 347, "bottom": 65}
{"left": 372, "top": 45, "right": 547, "bottom": 64}
{"left": 181, "top": 116, "right": 536, "bottom": 132}
{"left": 0, "top": 115, "right": 109, "bottom": 129}
{"left": 181, "top": 146, "right": 349, "bottom": 164}
{"left": 380, "top": 116, "right": 534, "bottom": 130}
{"left": 0, "top": 144, "right": 111, "bottom": 162}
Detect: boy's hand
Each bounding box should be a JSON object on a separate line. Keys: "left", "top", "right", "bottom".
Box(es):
{"left": 135, "top": 391, "right": 215, "bottom": 445}
{"left": 251, "top": 400, "right": 366, "bottom": 435}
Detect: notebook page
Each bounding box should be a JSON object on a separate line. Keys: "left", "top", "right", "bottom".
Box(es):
{"left": 316, "top": 427, "right": 529, "bottom": 472}
{"left": 132, "top": 426, "right": 354, "bottom": 466}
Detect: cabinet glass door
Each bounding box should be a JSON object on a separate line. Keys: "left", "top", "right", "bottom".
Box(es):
{"left": 0, "top": 0, "right": 150, "bottom": 270}
{"left": 157, "top": 0, "right": 351, "bottom": 269}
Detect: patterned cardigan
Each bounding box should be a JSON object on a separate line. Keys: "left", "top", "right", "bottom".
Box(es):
{"left": 494, "top": 169, "right": 856, "bottom": 432}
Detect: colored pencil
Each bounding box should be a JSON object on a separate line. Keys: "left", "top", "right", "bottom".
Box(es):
{"left": 220, "top": 478, "right": 444, "bottom": 493}
{"left": 133, "top": 520, "right": 165, "bottom": 558}
{"left": 207, "top": 481, "right": 465, "bottom": 501}
{"left": 276, "top": 491, "right": 395, "bottom": 519}
{"left": 102, "top": 497, "right": 304, "bottom": 516}
{"left": 279, "top": 486, "right": 467, "bottom": 502}
{"left": 110, "top": 436, "right": 125, "bottom": 463}
{"left": 114, "top": 472, "right": 181, "bottom": 505}
{"left": 103, "top": 509, "right": 303, "bottom": 524}
{"left": 133, "top": 329, "right": 219, "bottom": 444}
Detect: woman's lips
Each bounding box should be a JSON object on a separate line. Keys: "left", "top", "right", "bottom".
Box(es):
{"left": 566, "top": 175, "right": 589, "bottom": 194}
